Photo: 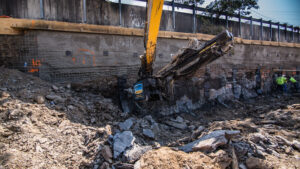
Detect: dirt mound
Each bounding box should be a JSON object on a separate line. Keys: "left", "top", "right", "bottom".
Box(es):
{"left": 137, "top": 147, "right": 231, "bottom": 169}
{"left": 0, "top": 68, "right": 118, "bottom": 168}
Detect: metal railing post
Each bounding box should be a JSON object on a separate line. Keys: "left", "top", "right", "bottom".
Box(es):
{"left": 83, "top": 0, "right": 87, "bottom": 23}
{"left": 40, "top": 0, "right": 44, "bottom": 19}
{"left": 172, "top": 0, "right": 175, "bottom": 30}
{"left": 298, "top": 27, "right": 300, "bottom": 43}
{"left": 269, "top": 20, "right": 272, "bottom": 41}
{"left": 193, "top": 0, "right": 196, "bottom": 33}
{"left": 239, "top": 12, "right": 241, "bottom": 37}
{"left": 292, "top": 26, "right": 294, "bottom": 42}
{"left": 250, "top": 16, "right": 253, "bottom": 40}
{"left": 277, "top": 22, "right": 280, "bottom": 42}
{"left": 260, "top": 18, "right": 263, "bottom": 40}
{"left": 119, "top": 0, "right": 122, "bottom": 26}
{"left": 285, "top": 24, "right": 287, "bottom": 41}
{"left": 226, "top": 15, "right": 228, "bottom": 29}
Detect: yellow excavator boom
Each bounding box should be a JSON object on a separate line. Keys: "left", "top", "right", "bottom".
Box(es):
{"left": 141, "top": 0, "right": 164, "bottom": 77}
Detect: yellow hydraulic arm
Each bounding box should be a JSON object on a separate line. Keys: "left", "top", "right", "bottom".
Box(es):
{"left": 139, "top": 0, "right": 164, "bottom": 78}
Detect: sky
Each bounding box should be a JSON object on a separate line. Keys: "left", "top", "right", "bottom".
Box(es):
{"left": 202, "top": 0, "right": 300, "bottom": 27}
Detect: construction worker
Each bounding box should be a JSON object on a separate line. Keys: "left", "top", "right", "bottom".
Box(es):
{"left": 289, "top": 76, "right": 298, "bottom": 92}
{"left": 276, "top": 75, "right": 287, "bottom": 93}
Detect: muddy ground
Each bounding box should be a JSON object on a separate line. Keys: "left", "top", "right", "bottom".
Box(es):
{"left": 0, "top": 67, "right": 300, "bottom": 169}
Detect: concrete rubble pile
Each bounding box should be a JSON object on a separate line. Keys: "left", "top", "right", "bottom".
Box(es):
{"left": 0, "top": 67, "right": 300, "bottom": 169}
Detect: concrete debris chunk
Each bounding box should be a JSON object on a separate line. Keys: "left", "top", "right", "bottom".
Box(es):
{"left": 45, "top": 94, "right": 65, "bottom": 103}
{"left": 143, "top": 129, "right": 155, "bottom": 139}
{"left": 242, "top": 88, "right": 258, "bottom": 99}
{"left": 179, "top": 130, "right": 240, "bottom": 153}
{"left": 209, "top": 150, "right": 232, "bottom": 169}
{"left": 292, "top": 140, "right": 300, "bottom": 151}
{"left": 249, "top": 133, "right": 268, "bottom": 143}
{"left": 191, "top": 126, "right": 205, "bottom": 139}
{"left": 172, "top": 116, "right": 184, "bottom": 123}
{"left": 113, "top": 131, "right": 135, "bottom": 159}
{"left": 192, "top": 133, "right": 228, "bottom": 152}
{"left": 119, "top": 118, "right": 134, "bottom": 131}
{"left": 1, "top": 91, "right": 10, "bottom": 98}
{"left": 35, "top": 95, "right": 45, "bottom": 104}
{"left": 150, "top": 123, "right": 160, "bottom": 134}
{"left": 52, "top": 85, "right": 59, "bottom": 91}
{"left": 124, "top": 144, "right": 152, "bottom": 163}
{"left": 144, "top": 115, "right": 156, "bottom": 124}
{"left": 275, "top": 135, "right": 292, "bottom": 146}
{"left": 100, "top": 162, "right": 110, "bottom": 169}
{"left": 101, "top": 145, "right": 113, "bottom": 163}
{"left": 165, "top": 121, "right": 187, "bottom": 130}
{"left": 246, "top": 157, "right": 272, "bottom": 169}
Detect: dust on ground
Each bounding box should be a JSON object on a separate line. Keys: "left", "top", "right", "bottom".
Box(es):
{"left": 0, "top": 67, "right": 299, "bottom": 169}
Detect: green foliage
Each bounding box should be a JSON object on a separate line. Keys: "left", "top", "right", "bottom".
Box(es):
{"left": 198, "top": 16, "right": 226, "bottom": 35}
{"left": 207, "top": 0, "right": 259, "bottom": 18}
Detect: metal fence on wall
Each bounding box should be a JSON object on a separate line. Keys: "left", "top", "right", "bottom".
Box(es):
{"left": 1, "top": 0, "right": 299, "bottom": 43}
{"left": 115, "top": 0, "right": 300, "bottom": 43}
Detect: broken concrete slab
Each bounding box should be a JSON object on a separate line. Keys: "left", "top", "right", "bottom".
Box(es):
{"left": 144, "top": 115, "right": 156, "bottom": 124}
{"left": 119, "top": 118, "right": 135, "bottom": 131}
{"left": 150, "top": 123, "right": 160, "bottom": 134}
{"left": 165, "top": 121, "right": 187, "bottom": 130}
{"left": 143, "top": 129, "right": 155, "bottom": 139}
{"left": 179, "top": 130, "right": 240, "bottom": 153}
{"left": 45, "top": 94, "right": 65, "bottom": 103}
{"left": 124, "top": 144, "right": 152, "bottom": 163}
{"left": 170, "top": 116, "right": 184, "bottom": 123}
{"left": 192, "top": 133, "right": 228, "bottom": 152}
{"left": 113, "top": 131, "right": 135, "bottom": 159}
